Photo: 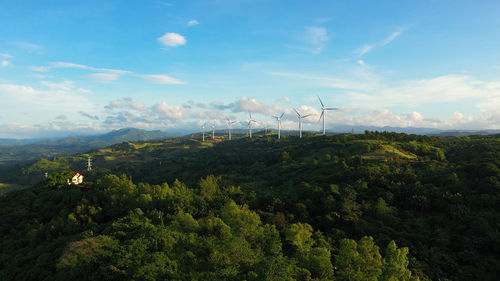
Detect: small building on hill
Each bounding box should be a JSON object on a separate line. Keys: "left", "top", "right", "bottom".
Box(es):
{"left": 67, "top": 172, "right": 84, "bottom": 185}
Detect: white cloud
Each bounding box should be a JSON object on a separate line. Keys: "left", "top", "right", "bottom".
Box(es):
{"left": 357, "top": 60, "right": 365, "bottom": 65}
{"left": 153, "top": 101, "right": 189, "bottom": 120}
{"left": 158, "top": 32, "right": 186, "bottom": 47}
{"left": 11, "top": 41, "right": 42, "bottom": 53}
{"left": 381, "top": 30, "right": 403, "bottom": 46}
{"left": 141, "top": 74, "right": 185, "bottom": 85}
{"left": 453, "top": 112, "right": 464, "bottom": 120}
{"left": 51, "top": 62, "right": 90, "bottom": 70}
{"left": 292, "top": 26, "right": 328, "bottom": 54}
{"left": 269, "top": 71, "right": 374, "bottom": 91}
{"left": 0, "top": 53, "right": 13, "bottom": 59}
{"left": 348, "top": 75, "right": 500, "bottom": 109}
{"left": 78, "top": 88, "right": 93, "bottom": 94}
{"left": 0, "top": 83, "right": 98, "bottom": 132}
{"left": 307, "top": 27, "right": 328, "bottom": 46}
{"left": 355, "top": 28, "right": 405, "bottom": 57}
{"left": 32, "top": 74, "right": 47, "bottom": 79}
{"left": 51, "top": 62, "right": 131, "bottom": 75}
{"left": 130, "top": 102, "right": 148, "bottom": 111}
{"left": 86, "top": 73, "right": 119, "bottom": 82}
{"left": 188, "top": 20, "right": 199, "bottom": 26}
{"left": 29, "top": 66, "right": 50, "bottom": 72}
{"left": 1, "top": 60, "right": 10, "bottom": 67}
{"left": 41, "top": 80, "right": 75, "bottom": 91}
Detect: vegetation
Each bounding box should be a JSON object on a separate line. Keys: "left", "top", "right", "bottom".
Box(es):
{"left": 1, "top": 131, "right": 499, "bottom": 280}
{"left": 0, "top": 128, "right": 177, "bottom": 167}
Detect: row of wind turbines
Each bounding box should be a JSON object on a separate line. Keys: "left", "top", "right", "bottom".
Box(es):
{"left": 200, "top": 96, "right": 339, "bottom": 141}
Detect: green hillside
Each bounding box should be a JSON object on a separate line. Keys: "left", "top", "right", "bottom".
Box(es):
{"left": 1, "top": 132, "right": 499, "bottom": 280}
{"left": 0, "top": 128, "right": 178, "bottom": 167}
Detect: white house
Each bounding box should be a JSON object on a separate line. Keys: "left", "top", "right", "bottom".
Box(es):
{"left": 67, "top": 172, "right": 84, "bottom": 185}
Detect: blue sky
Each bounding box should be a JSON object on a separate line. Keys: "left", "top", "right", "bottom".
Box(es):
{"left": 1, "top": 0, "right": 499, "bottom": 138}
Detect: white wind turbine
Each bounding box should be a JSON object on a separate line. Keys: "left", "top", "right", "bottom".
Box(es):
{"left": 272, "top": 112, "right": 285, "bottom": 139}
{"left": 318, "top": 96, "right": 339, "bottom": 136}
{"left": 211, "top": 121, "right": 216, "bottom": 140}
{"left": 226, "top": 118, "right": 237, "bottom": 140}
{"left": 247, "top": 112, "right": 257, "bottom": 138}
{"left": 201, "top": 122, "right": 206, "bottom": 141}
{"left": 294, "top": 108, "right": 311, "bottom": 138}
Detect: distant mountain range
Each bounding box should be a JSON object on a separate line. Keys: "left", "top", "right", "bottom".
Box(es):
{"left": 0, "top": 128, "right": 179, "bottom": 166}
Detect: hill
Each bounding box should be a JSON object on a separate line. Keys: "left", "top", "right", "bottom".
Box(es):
{"left": 0, "top": 132, "right": 499, "bottom": 280}
{"left": 0, "top": 128, "right": 178, "bottom": 167}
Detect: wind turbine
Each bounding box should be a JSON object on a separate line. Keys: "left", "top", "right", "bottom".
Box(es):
{"left": 226, "top": 118, "right": 237, "bottom": 140}
{"left": 272, "top": 112, "right": 285, "bottom": 139}
{"left": 211, "top": 121, "right": 216, "bottom": 140}
{"left": 318, "top": 96, "right": 339, "bottom": 136}
{"left": 201, "top": 122, "right": 206, "bottom": 141}
{"left": 294, "top": 108, "right": 311, "bottom": 138}
{"left": 248, "top": 112, "right": 257, "bottom": 138}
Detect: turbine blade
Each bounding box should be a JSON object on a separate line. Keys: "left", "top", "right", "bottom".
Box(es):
{"left": 293, "top": 108, "right": 300, "bottom": 116}
{"left": 318, "top": 96, "right": 325, "bottom": 108}
{"left": 318, "top": 110, "right": 324, "bottom": 122}
{"left": 280, "top": 112, "right": 284, "bottom": 119}
{"left": 303, "top": 114, "right": 312, "bottom": 118}
{"left": 326, "top": 107, "right": 339, "bottom": 110}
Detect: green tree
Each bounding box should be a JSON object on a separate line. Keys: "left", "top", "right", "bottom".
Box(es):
{"left": 380, "top": 241, "right": 414, "bottom": 281}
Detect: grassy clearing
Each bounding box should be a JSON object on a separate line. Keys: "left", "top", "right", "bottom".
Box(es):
{"left": 380, "top": 144, "right": 418, "bottom": 159}
{"left": 361, "top": 143, "right": 417, "bottom": 161}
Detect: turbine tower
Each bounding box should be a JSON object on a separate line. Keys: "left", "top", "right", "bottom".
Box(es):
{"left": 211, "top": 121, "right": 216, "bottom": 140}
{"left": 226, "top": 118, "right": 237, "bottom": 140}
{"left": 294, "top": 108, "right": 311, "bottom": 138}
{"left": 248, "top": 112, "right": 257, "bottom": 138}
{"left": 272, "top": 113, "right": 285, "bottom": 139}
{"left": 318, "top": 96, "right": 339, "bottom": 136}
{"left": 201, "top": 122, "right": 206, "bottom": 141}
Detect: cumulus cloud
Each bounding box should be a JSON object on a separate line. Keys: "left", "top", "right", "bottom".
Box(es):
{"left": 153, "top": 101, "right": 190, "bottom": 120}
{"left": 230, "top": 97, "right": 286, "bottom": 116}
{"left": 141, "top": 74, "right": 185, "bottom": 85}
{"left": 105, "top": 98, "right": 148, "bottom": 113}
{"left": 130, "top": 102, "right": 148, "bottom": 111}
{"left": 158, "top": 32, "right": 186, "bottom": 47}
{"left": 0, "top": 53, "right": 13, "bottom": 59}
{"left": 1, "top": 60, "right": 10, "bottom": 67}
{"left": 0, "top": 83, "right": 98, "bottom": 133}
{"left": 188, "top": 20, "right": 199, "bottom": 26}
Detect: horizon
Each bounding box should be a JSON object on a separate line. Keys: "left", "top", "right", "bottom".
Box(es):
{"left": 1, "top": 1, "right": 499, "bottom": 138}
{"left": 2, "top": 125, "right": 500, "bottom": 141}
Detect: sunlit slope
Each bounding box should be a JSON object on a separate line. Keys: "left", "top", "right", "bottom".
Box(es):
{"left": 14, "top": 133, "right": 445, "bottom": 187}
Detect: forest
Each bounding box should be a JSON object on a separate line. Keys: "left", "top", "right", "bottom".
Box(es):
{"left": 1, "top": 131, "right": 499, "bottom": 280}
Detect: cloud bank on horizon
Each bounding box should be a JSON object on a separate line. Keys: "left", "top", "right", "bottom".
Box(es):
{"left": 0, "top": 0, "right": 499, "bottom": 138}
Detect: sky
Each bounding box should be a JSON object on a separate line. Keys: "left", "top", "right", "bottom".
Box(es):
{"left": 0, "top": 0, "right": 499, "bottom": 138}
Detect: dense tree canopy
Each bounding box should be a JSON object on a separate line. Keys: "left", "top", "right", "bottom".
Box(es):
{"left": 1, "top": 132, "right": 500, "bottom": 280}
